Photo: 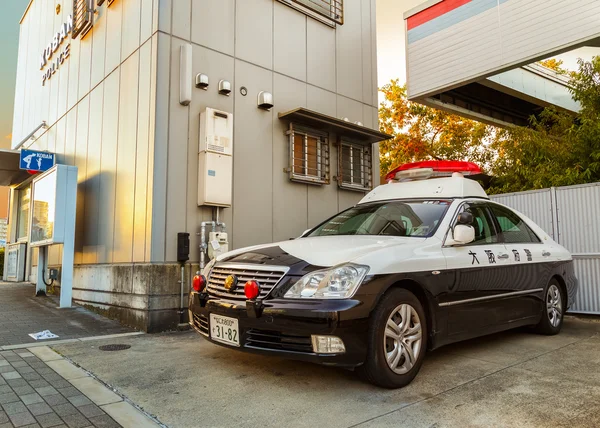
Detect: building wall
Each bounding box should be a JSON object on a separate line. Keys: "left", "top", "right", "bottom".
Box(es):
{"left": 405, "top": 0, "right": 600, "bottom": 99}
{"left": 10, "top": 0, "right": 380, "bottom": 331}
{"left": 153, "top": 0, "right": 380, "bottom": 264}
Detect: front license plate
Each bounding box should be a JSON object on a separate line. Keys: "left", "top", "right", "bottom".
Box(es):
{"left": 209, "top": 314, "right": 240, "bottom": 347}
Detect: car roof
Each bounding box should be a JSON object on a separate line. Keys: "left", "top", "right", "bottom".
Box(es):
{"left": 359, "top": 176, "right": 489, "bottom": 205}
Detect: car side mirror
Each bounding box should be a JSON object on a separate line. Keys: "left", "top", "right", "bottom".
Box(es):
{"left": 457, "top": 212, "right": 473, "bottom": 225}
{"left": 447, "top": 225, "right": 475, "bottom": 246}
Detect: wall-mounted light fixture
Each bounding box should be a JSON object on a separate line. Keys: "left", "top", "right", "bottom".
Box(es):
{"left": 258, "top": 91, "right": 274, "bottom": 110}
{"left": 195, "top": 73, "right": 209, "bottom": 90}
{"left": 218, "top": 80, "right": 232, "bottom": 96}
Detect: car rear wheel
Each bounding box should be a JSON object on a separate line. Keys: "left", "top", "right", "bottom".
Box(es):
{"left": 357, "top": 289, "right": 427, "bottom": 388}
{"left": 534, "top": 279, "right": 564, "bottom": 335}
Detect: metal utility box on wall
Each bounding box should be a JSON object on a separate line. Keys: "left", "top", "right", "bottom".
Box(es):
{"left": 198, "top": 108, "right": 233, "bottom": 207}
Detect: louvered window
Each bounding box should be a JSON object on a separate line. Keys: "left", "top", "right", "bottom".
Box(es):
{"left": 72, "top": 0, "right": 94, "bottom": 39}
{"left": 278, "top": 0, "right": 343, "bottom": 25}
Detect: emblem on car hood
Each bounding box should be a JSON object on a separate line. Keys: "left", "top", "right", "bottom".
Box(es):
{"left": 224, "top": 275, "right": 238, "bottom": 292}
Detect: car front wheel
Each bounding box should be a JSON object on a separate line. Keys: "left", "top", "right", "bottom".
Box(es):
{"left": 357, "top": 288, "right": 427, "bottom": 388}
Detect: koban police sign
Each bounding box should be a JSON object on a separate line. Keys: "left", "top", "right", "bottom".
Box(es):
{"left": 40, "top": 15, "right": 73, "bottom": 86}
{"left": 19, "top": 149, "right": 56, "bottom": 172}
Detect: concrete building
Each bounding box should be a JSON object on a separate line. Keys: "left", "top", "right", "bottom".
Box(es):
{"left": 403, "top": 0, "right": 600, "bottom": 126}
{"left": 4, "top": 0, "right": 387, "bottom": 331}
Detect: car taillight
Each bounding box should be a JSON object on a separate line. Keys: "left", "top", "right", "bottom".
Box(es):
{"left": 192, "top": 275, "right": 206, "bottom": 292}
{"left": 244, "top": 280, "right": 260, "bottom": 300}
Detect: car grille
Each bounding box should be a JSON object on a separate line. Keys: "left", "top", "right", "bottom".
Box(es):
{"left": 206, "top": 264, "right": 288, "bottom": 300}
{"left": 246, "top": 329, "right": 313, "bottom": 353}
{"left": 192, "top": 313, "right": 209, "bottom": 336}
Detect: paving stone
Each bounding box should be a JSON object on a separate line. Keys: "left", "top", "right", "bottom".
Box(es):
{"left": 35, "top": 412, "right": 64, "bottom": 428}
{"left": 11, "top": 362, "right": 28, "bottom": 368}
{"left": 41, "top": 374, "right": 63, "bottom": 383}
{"left": 88, "top": 414, "right": 120, "bottom": 428}
{"left": 7, "top": 379, "right": 28, "bottom": 388}
{"left": 13, "top": 386, "right": 35, "bottom": 396}
{"left": 22, "top": 424, "right": 41, "bottom": 428}
{"left": 0, "top": 366, "right": 14, "bottom": 374}
{"left": 34, "top": 387, "right": 58, "bottom": 397}
{"left": 22, "top": 372, "right": 42, "bottom": 382}
{"left": 2, "top": 371, "right": 22, "bottom": 380}
{"left": 67, "top": 396, "right": 92, "bottom": 408}
{"left": 0, "top": 422, "right": 10, "bottom": 428}
{"left": 8, "top": 411, "right": 36, "bottom": 427}
{"left": 26, "top": 402, "right": 52, "bottom": 417}
{"left": 0, "top": 362, "right": 8, "bottom": 368}
{"left": 3, "top": 400, "right": 27, "bottom": 415}
{"left": 0, "top": 386, "right": 11, "bottom": 395}
{"left": 57, "top": 388, "right": 80, "bottom": 399}
{"left": 60, "top": 413, "right": 90, "bottom": 428}
{"left": 20, "top": 394, "right": 44, "bottom": 406}
{"left": 28, "top": 380, "right": 50, "bottom": 389}
{"left": 53, "top": 403, "right": 78, "bottom": 417}
{"left": 16, "top": 353, "right": 34, "bottom": 359}
{"left": 76, "top": 405, "right": 103, "bottom": 419}
{"left": 43, "top": 395, "right": 68, "bottom": 407}
{"left": 50, "top": 380, "right": 70, "bottom": 390}
{"left": 0, "top": 392, "right": 19, "bottom": 404}
{"left": 35, "top": 369, "right": 54, "bottom": 376}
{"left": 0, "top": 411, "right": 7, "bottom": 424}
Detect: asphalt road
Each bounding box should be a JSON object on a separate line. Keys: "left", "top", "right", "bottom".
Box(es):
{"left": 52, "top": 317, "right": 600, "bottom": 428}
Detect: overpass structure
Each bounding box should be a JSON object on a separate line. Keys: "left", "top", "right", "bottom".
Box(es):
{"left": 404, "top": 0, "right": 600, "bottom": 127}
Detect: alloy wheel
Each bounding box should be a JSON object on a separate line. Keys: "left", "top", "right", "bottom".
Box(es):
{"left": 383, "top": 303, "right": 422, "bottom": 375}
{"left": 547, "top": 284, "right": 562, "bottom": 328}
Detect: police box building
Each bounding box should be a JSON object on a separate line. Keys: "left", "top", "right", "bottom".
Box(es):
{"left": 4, "top": 0, "right": 387, "bottom": 331}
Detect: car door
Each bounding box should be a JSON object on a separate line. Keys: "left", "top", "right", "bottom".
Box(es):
{"left": 441, "top": 201, "right": 513, "bottom": 336}
{"left": 487, "top": 203, "right": 550, "bottom": 321}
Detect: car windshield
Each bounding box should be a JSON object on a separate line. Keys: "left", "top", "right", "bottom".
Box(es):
{"left": 308, "top": 200, "right": 451, "bottom": 238}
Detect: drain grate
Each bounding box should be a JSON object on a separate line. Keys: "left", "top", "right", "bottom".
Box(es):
{"left": 99, "top": 344, "right": 131, "bottom": 352}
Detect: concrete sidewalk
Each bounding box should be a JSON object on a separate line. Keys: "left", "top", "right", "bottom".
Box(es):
{"left": 51, "top": 316, "right": 600, "bottom": 428}
{"left": 0, "top": 283, "right": 134, "bottom": 347}
{"left": 0, "top": 347, "right": 159, "bottom": 428}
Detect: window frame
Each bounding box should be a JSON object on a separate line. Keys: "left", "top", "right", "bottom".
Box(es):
{"left": 287, "top": 124, "right": 330, "bottom": 186}
{"left": 72, "top": 0, "right": 94, "bottom": 39}
{"left": 276, "top": 0, "right": 343, "bottom": 26}
{"left": 16, "top": 184, "right": 31, "bottom": 243}
{"left": 338, "top": 140, "right": 373, "bottom": 192}
{"left": 445, "top": 201, "right": 501, "bottom": 247}
{"left": 487, "top": 204, "right": 542, "bottom": 244}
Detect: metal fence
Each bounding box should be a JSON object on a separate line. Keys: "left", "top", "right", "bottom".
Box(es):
{"left": 490, "top": 182, "right": 600, "bottom": 315}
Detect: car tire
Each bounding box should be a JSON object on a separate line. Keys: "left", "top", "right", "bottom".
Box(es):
{"left": 533, "top": 279, "right": 564, "bottom": 335}
{"left": 357, "top": 288, "right": 427, "bottom": 389}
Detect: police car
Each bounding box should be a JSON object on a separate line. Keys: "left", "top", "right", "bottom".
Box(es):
{"left": 189, "top": 161, "right": 578, "bottom": 388}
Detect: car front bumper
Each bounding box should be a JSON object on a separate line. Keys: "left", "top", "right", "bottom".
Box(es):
{"left": 188, "top": 291, "right": 371, "bottom": 367}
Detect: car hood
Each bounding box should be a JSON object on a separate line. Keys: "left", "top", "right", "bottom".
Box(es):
{"left": 219, "top": 235, "right": 425, "bottom": 271}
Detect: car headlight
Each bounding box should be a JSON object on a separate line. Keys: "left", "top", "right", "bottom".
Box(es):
{"left": 284, "top": 263, "right": 369, "bottom": 299}
{"left": 202, "top": 258, "right": 216, "bottom": 277}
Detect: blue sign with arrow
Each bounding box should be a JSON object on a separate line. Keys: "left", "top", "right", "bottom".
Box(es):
{"left": 19, "top": 149, "right": 55, "bottom": 172}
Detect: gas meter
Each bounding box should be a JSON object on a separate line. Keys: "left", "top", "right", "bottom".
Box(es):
{"left": 207, "top": 232, "right": 229, "bottom": 260}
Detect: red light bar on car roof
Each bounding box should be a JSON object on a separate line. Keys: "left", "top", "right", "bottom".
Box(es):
{"left": 385, "top": 161, "right": 482, "bottom": 182}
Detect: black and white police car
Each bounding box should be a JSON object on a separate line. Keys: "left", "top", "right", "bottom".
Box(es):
{"left": 189, "top": 161, "right": 578, "bottom": 388}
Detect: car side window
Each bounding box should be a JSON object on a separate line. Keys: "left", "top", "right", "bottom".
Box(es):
{"left": 488, "top": 205, "right": 541, "bottom": 244}
{"left": 457, "top": 203, "right": 499, "bottom": 245}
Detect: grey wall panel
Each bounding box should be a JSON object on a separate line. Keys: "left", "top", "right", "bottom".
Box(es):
{"left": 133, "top": 40, "right": 153, "bottom": 263}
{"left": 556, "top": 184, "right": 600, "bottom": 254}
{"left": 370, "top": 0, "right": 378, "bottom": 108}
{"left": 146, "top": 34, "right": 159, "bottom": 262}
{"left": 113, "top": 52, "right": 140, "bottom": 263}
{"left": 105, "top": 0, "right": 123, "bottom": 77}
{"left": 150, "top": 32, "right": 170, "bottom": 263}
{"left": 336, "top": 0, "right": 363, "bottom": 102}
{"left": 272, "top": 73, "right": 308, "bottom": 242}
{"left": 273, "top": 2, "right": 307, "bottom": 82}
{"left": 337, "top": 95, "right": 364, "bottom": 124}
{"left": 91, "top": 6, "right": 108, "bottom": 90}
{"left": 121, "top": 0, "right": 142, "bottom": 61}
{"left": 360, "top": 0, "right": 373, "bottom": 106}
{"left": 235, "top": 0, "right": 273, "bottom": 70}
{"left": 78, "top": 36, "right": 93, "bottom": 102}
{"left": 164, "top": 39, "right": 190, "bottom": 262}
{"left": 186, "top": 45, "right": 235, "bottom": 261}
{"left": 11, "top": 15, "right": 27, "bottom": 142}
{"left": 306, "top": 19, "right": 335, "bottom": 92}
{"left": 307, "top": 85, "right": 336, "bottom": 118}
{"left": 64, "top": 106, "right": 78, "bottom": 169}
{"left": 152, "top": 0, "right": 159, "bottom": 34}
{"left": 231, "top": 60, "right": 274, "bottom": 248}
{"left": 82, "top": 83, "right": 104, "bottom": 264}
{"left": 74, "top": 96, "right": 90, "bottom": 265}
{"left": 67, "top": 35, "right": 81, "bottom": 112}
{"left": 171, "top": 0, "right": 191, "bottom": 41}
{"left": 140, "top": 0, "right": 154, "bottom": 43}
{"left": 338, "top": 189, "right": 363, "bottom": 212}
{"left": 97, "top": 70, "right": 120, "bottom": 264}
{"left": 54, "top": 116, "right": 67, "bottom": 165}
{"left": 571, "top": 258, "right": 600, "bottom": 315}
{"left": 158, "top": 0, "right": 172, "bottom": 34}
{"left": 191, "top": 0, "right": 235, "bottom": 56}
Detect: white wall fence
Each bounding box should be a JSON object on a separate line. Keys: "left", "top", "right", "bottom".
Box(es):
{"left": 491, "top": 182, "right": 600, "bottom": 315}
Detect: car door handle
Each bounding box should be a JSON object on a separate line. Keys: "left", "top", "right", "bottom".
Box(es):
{"left": 542, "top": 251, "right": 551, "bottom": 257}
{"left": 497, "top": 253, "right": 510, "bottom": 259}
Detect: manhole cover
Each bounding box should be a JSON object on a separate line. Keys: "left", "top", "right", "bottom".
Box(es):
{"left": 98, "top": 344, "right": 131, "bottom": 352}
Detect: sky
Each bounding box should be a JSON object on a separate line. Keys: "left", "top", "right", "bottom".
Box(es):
{"left": 0, "top": 0, "right": 29, "bottom": 150}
